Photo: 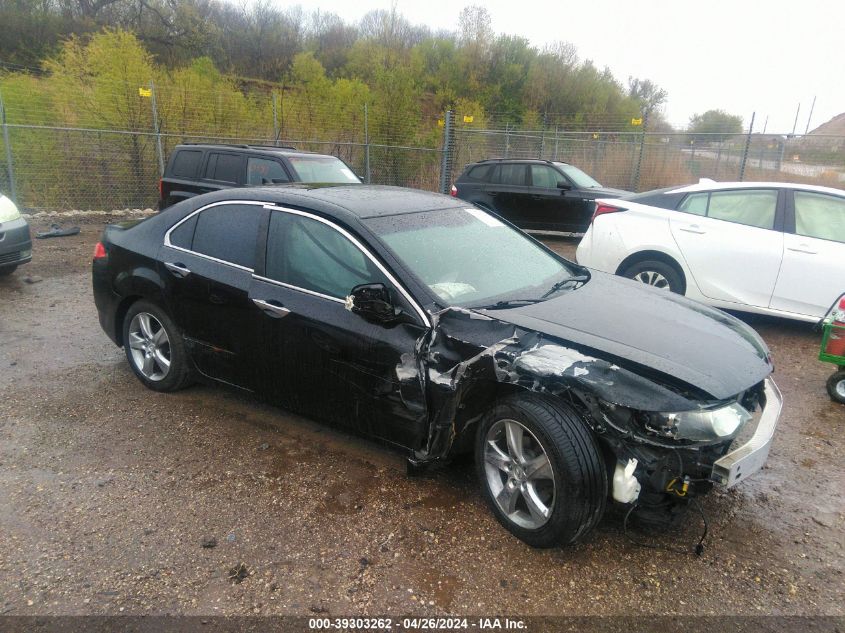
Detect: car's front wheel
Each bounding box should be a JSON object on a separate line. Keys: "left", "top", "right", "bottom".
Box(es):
{"left": 475, "top": 395, "right": 607, "bottom": 547}
{"left": 122, "top": 300, "right": 192, "bottom": 392}
{"left": 622, "top": 259, "right": 684, "bottom": 294}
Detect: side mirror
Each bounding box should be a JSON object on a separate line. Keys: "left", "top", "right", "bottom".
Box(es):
{"left": 557, "top": 181, "right": 572, "bottom": 190}
{"left": 345, "top": 283, "right": 401, "bottom": 324}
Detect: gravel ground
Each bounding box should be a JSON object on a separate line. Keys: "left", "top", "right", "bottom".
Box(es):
{"left": 0, "top": 215, "right": 842, "bottom": 619}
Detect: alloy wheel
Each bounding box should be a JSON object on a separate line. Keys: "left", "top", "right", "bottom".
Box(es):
{"left": 483, "top": 419, "right": 556, "bottom": 529}
{"left": 127, "top": 312, "right": 171, "bottom": 381}
{"left": 633, "top": 270, "right": 671, "bottom": 290}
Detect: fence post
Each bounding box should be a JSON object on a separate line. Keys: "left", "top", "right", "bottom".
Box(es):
{"left": 438, "top": 110, "right": 455, "bottom": 194}
{"left": 738, "top": 112, "right": 755, "bottom": 181}
{"left": 504, "top": 123, "right": 510, "bottom": 158}
{"left": 0, "top": 87, "right": 16, "bottom": 204}
{"left": 553, "top": 125, "right": 559, "bottom": 160}
{"left": 364, "top": 103, "right": 371, "bottom": 184}
{"left": 149, "top": 81, "right": 165, "bottom": 177}
{"left": 539, "top": 113, "right": 547, "bottom": 158}
{"left": 631, "top": 114, "right": 648, "bottom": 192}
{"left": 272, "top": 91, "right": 280, "bottom": 146}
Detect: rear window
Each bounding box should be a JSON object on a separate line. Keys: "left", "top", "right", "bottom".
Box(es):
{"left": 204, "top": 153, "right": 243, "bottom": 183}
{"left": 496, "top": 164, "right": 528, "bottom": 186}
{"left": 465, "top": 164, "right": 493, "bottom": 181}
{"left": 191, "top": 204, "right": 263, "bottom": 269}
{"left": 170, "top": 150, "right": 201, "bottom": 178}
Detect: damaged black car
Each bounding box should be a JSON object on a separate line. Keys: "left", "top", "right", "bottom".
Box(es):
{"left": 92, "top": 185, "right": 782, "bottom": 548}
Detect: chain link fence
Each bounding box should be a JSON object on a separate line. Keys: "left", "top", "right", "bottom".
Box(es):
{"left": 1, "top": 74, "right": 844, "bottom": 211}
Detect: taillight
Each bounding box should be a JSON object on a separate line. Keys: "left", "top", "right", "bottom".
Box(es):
{"left": 450, "top": 184, "right": 457, "bottom": 197}
{"left": 93, "top": 242, "right": 107, "bottom": 260}
{"left": 591, "top": 203, "right": 625, "bottom": 223}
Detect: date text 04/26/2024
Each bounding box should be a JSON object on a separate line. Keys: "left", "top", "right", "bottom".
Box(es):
{"left": 308, "top": 617, "right": 527, "bottom": 630}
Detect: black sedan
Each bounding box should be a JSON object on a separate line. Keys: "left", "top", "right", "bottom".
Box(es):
{"left": 92, "top": 185, "right": 781, "bottom": 547}
{"left": 451, "top": 158, "right": 630, "bottom": 234}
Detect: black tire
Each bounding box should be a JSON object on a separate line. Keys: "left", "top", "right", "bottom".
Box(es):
{"left": 475, "top": 395, "right": 607, "bottom": 547}
{"left": 827, "top": 370, "right": 845, "bottom": 404}
{"left": 0, "top": 265, "right": 17, "bottom": 277}
{"left": 122, "top": 299, "right": 193, "bottom": 392}
{"left": 621, "top": 259, "right": 685, "bottom": 294}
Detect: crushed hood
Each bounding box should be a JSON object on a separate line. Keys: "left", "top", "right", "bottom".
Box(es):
{"left": 478, "top": 271, "right": 772, "bottom": 400}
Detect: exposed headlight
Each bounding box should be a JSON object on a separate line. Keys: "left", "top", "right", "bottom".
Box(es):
{"left": 647, "top": 402, "right": 751, "bottom": 442}
{"left": 0, "top": 195, "right": 21, "bottom": 223}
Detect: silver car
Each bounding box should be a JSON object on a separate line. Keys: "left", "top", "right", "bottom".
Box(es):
{"left": 0, "top": 194, "right": 32, "bottom": 276}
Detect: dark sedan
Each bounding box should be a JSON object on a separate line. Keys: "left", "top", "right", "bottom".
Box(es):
{"left": 451, "top": 158, "right": 630, "bottom": 234}
{"left": 92, "top": 185, "right": 781, "bottom": 547}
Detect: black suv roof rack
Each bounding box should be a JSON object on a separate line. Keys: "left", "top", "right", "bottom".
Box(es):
{"left": 475, "top": 157, "right": 563, "bottom": 165}
{"left": 180, "top": 142, "right": 299, "bottom": 151}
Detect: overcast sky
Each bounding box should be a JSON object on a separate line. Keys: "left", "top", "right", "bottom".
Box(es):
{"left": 288, "top": 0, "right": 843, "bottom": 133}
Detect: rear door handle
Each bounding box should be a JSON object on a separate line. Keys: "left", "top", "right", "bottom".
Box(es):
{"left": 679, "top": 225, "right": 706, "bottom": 234}
{"left": 787, "top": 245, "right": 818, "bottom": 255}
{"left": 252, "top": 298, "right": 291, "bottom": 318}
{"left": 164, "top": 262, "right": 191, "bottom": 278}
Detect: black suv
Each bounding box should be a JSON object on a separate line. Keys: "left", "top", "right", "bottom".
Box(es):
{"left": 451, "top": 159, "right": 629, "bottom": 234}
{"left": 158, "top": 144, "right": 361, "bottom": 209}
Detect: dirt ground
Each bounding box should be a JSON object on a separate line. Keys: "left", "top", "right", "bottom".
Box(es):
{"left": 0, "top": 216, "right": 842, "bottom": 620}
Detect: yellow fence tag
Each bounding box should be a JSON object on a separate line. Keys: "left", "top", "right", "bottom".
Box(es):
{"left": 138, "top": 87, "right": 152, "bottom": 98}
{"left": 463, "top": 115, "right": 474, "bottom": 123}
{"left": 631, "top": 117, "right": 643, "bottom": 126}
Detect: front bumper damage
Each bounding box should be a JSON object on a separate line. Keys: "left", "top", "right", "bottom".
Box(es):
{"left": 711, "top": 377, "right": 782, "bottom": 487}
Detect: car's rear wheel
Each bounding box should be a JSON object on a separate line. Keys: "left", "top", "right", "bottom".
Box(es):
{"left": 827, "top": 370, "right": 845, "bottom": 404}
{"left": 122, "top": 300, "right": 192, "bottom": 392}
{"left": 0, "top": 265, "right": 17, "bottom": 277}
{"left": 475, "top": 395, "right": 607, "bottom": 547}
{"left": 622, "top": 259, "right": 684, "bottom": 294}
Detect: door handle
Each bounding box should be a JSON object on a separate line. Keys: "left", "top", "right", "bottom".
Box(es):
{"left": 164, "top": 262, "right": 191, "bottom": 278}
{"left": 679, "top": 225, "right": 706, "bottom": 234}
{"left": 252, "top": 298, "right": 291, "bottom": 318}
{"left": 787, "top": 245, "right": 818, "bottom": 255}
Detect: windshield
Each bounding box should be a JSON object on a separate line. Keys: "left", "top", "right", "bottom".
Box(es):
{"left": 366, "top": 207, "right": 579, "bottom": 307}
{"left": 553, "top": 163, "right": 602, "bottom": 189}
{"left": 287, "top": 156, "right": 361, "bottom": 184}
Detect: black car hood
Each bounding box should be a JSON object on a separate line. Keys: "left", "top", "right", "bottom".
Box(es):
{"left": 479, "top": 271, "right": 772, "bottom": 400}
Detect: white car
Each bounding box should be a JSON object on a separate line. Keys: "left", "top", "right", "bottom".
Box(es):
{"left": 576, "top": 180, "right": 845, "bottom": 322}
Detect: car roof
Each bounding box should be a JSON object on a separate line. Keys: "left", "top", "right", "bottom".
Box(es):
{"left": 173, "top": 143, "right": 334, "bottom": 158}
{"left": 662, "top": 179, "right": 845, "bottom": 196}
{"left": 188, "top": 184, "right": 467, "bottom": 219}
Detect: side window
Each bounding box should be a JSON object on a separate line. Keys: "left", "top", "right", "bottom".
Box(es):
{"left": 247, "top": 157, "right": 290, "bottom": 185}
{"left": 191, "top": 204, "right": 263, "bottom": 269}
{"left": 170, "top": 150, "right": 202, "bottom": 178}
{"left": 677, "top": 193, "right": 709, "bottom": 216}
{"left": 265, "top": 212, "right": 388, "bottom": 299}
{"left": 530, "top": 165, "right": 562, "bottom": 189}
{"left": 204, "top": 153, "right": 243, "bottom": 183}
{"left": 467, "top": 165, "right": 493, "bottom": 181}
{"left": 169, "top": 214, "right": 198, "bottom": 249}
{"left": 496, "top": 164, "right": 528, "bottom": 186}
{"left": 708, "top": 190, "right": 777, "bottom": 230}
{"left": 793, "top": 191, "right": 845, "bottom": 243}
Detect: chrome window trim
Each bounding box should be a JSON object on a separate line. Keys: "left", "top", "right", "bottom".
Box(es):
{"left": 264, "top": 204, "right": 431, "bottom": 327}
{"left": 251, "top": 274, "right": 345, "bottom": 305}
{"left": 163, "top": 200, "right": 267, "bottom": 272}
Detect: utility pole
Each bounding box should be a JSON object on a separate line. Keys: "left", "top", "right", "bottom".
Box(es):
{"left": 804, "top": 96, "right": 817, "bottom": 135}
